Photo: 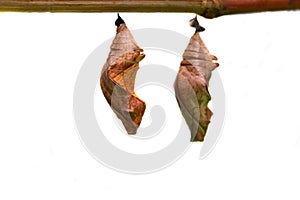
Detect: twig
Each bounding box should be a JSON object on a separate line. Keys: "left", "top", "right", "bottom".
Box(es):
{"left": 0, "top": 0, "right": 299, "bottom": 18}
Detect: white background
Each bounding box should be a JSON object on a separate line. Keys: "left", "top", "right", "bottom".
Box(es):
{"left": 1, "top": 11, "right": 300, "bottom": 199}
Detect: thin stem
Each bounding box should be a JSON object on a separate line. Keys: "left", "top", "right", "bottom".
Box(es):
{"left": 0, "top": 0, "right": 299, "bottom": 18}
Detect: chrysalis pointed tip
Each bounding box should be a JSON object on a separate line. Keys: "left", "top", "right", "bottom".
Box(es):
{"left": 115, "top": 13, "right": 125, "bottom": 27}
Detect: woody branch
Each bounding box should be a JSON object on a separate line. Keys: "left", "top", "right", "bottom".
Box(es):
{"left": 0, "top": 0, "right": 299, "bottom": 18}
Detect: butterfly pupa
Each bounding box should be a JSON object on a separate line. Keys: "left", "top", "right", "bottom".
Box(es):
{"left": 174, "top": 16, "right": 219, "bottom": 142}
{"left": 100, "top": 14, "right": 146, "bottom": 135}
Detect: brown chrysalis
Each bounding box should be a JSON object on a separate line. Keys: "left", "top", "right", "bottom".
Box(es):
{"left": 174, "top": 16, "right": 219, "bottom": 142}
{"left": 100, "top": 14, "right": 146, "bottom": 134}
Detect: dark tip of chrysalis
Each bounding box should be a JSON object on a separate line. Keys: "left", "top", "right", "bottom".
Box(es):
{"left": 115, "top": 13, "right": 125, "bottom": 27}
{"left": 189, "top": 15, "right": 205, "bottom": 33}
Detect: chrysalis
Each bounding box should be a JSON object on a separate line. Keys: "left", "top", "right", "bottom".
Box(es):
{"left": 174, "top": 16, "right": 219, "bottom": 142}
{"left": 100, "top": 14, "right": 146, "bottom": 134}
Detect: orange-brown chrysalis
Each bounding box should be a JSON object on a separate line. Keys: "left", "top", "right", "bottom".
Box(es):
{"left": 100, "top": 14, "right": 146, "bottom": 134}
{"left": 174, "top": 16, "right": 219, "bottom": 142}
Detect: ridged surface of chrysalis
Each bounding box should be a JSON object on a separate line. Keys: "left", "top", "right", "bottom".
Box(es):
{"left": 174, "top": 32, "right": 218, "bottom": 141}
{"left": 100, "top": 20, "right": 146, "bottom": 135}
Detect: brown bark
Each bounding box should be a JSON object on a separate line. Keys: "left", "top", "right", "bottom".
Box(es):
{"left": 0, "top": 0, "right": 299, "bottom": 18}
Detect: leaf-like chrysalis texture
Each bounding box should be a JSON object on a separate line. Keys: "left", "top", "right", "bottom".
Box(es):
{"left": 100, "top": 19, "right": 146, "bottom": 135}
{"left": 174, "top": 32, "right": 219, "bottom": 142}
